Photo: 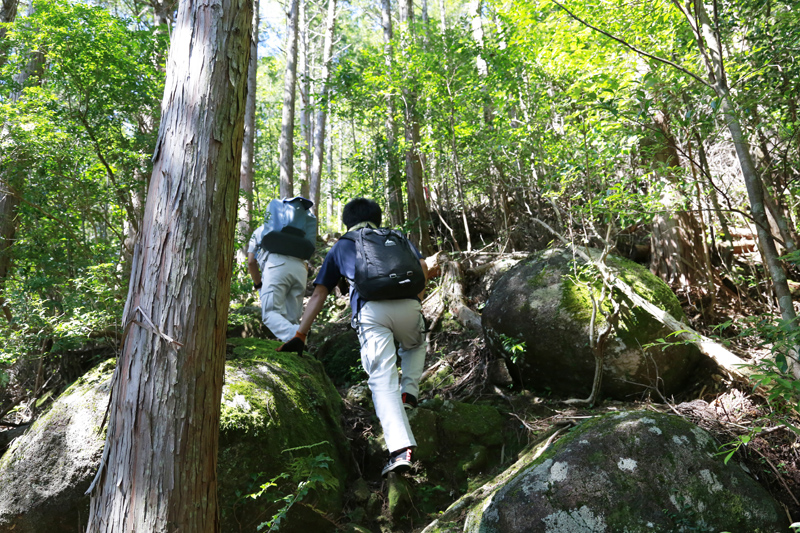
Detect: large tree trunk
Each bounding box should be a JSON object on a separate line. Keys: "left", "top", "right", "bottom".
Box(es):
{"left": 85, "top": 0, "right": 252, "bottom": 529}
{"left": 238, "top": 0, "right": 259, "bottom": 259}
{"left": 309, "top": 0, "right": 337, "bottom": 221}
{"left": 0, "top": 0, "right": 19, "bottom": 70}
{"left": 381, "top": 0, "right": 405, "bottom": 228}
{"left": 150, "top": 0, "right": 177, "bottom": 27}
{"left": 279, "top": 0, "right": 300, "bottom": 198}
{"left": 649, "top": 111, "right": 712, "bottom": 292}
{"left": 0, "top": 0, "right": 19, "bottom": 69}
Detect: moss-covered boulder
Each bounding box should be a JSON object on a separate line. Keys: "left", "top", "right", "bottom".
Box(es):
{"left": 459, "top": 410, "right": 786, "bottom": 532}
{"left": 482, "top": 247, "right": 703, "bottom": 399}
{"left": 0, "top": 359, "right": 113, "bottom": 533}
{"left": 218, "top": 338, "right": 350, "bottom": 532}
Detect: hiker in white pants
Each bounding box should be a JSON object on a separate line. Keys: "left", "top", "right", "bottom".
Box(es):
{"left": 281, "top": 198, "right": 428, "bottom": 476}
{"left": 356, "top": 299, "right": 426, "bottom": 454}
{"left": 247, "top": 224, "right": 308, "bottom": 343}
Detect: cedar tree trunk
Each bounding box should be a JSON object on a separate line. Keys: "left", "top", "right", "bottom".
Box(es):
{"left": 85, "top": 0, "right": 252, "bottom": 530}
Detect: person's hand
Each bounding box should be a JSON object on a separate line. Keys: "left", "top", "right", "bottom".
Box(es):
{"left": 277, "top": 331, "right": 307, "bottom": 356}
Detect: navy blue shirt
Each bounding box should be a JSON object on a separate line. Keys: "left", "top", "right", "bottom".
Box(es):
{"left": 314, "top": 234, "right": 423, "bottom": 319}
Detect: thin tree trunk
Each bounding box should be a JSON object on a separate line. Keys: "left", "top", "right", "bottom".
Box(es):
{"left": 0, "top": 175, "right": 20, "bottom": 323}
{"left": 675, "top": 0, "right": 799, "bottom": 377}
{"left": 399, "top": 0, "right": 432, "bottom": 254}
{"left": 309, "top": 0, "right": 337, "bottom": 221}
{"left": 327, "top": 120, "right": 335, "bottom": 227}
{"left": 279, "top": 0, "right": 300, "bottom": 198}
{"left": 298, "top": 0, "right": 311, "bottom": 198}
{"left": 382, "top": 0, "right": 404, "bottom": 228}
{"left": 238, "top": 0, "right": 259, "bottom": 259}
{"left": 85, "top": 0, "right": 252, "bottom": 529}
{"left": 761, "top": 187, "right": 792, "bottom": 255}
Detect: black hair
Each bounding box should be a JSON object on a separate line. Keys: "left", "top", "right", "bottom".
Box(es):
{"left": 342, "top": 198, "right": 382, "bottom": 229}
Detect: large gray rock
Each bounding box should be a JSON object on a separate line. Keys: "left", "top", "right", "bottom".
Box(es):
{"left": 0, "top": 359, "right": 112, "bottom": 532}
{"left": 482, "top": 247, "right": 703, "bottom": 399}
{"left": 460, "top": 410, "right": 786, "bottom": 533}
{"left": 0, "top": 339, "right": 349, "bottom": 533}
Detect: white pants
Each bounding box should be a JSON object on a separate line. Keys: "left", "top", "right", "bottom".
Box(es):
{"left": 356, "top": 299, "right": 426, "bottom": 453}
{"left": 259, "top": 253, "right": 307, "bottom": 342}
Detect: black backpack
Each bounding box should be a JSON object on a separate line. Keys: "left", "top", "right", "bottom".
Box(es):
{"left": 342, "top": 227, "right": 425, "bottom": 301}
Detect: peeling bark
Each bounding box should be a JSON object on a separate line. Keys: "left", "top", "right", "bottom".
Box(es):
{"left": 85, "top": 0, "right": 252, "bottom": 530}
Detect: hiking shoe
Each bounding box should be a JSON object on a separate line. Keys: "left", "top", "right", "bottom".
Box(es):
{"left": 381, "top": 448, "right": 413, "bottom": 476}
{"left": 402, "top": 392, "right": 418, "bottom": 410}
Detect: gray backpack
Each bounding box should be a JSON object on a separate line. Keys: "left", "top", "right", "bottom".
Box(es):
{"left": 260, "top": 197, "right": 317, "bottom": 260}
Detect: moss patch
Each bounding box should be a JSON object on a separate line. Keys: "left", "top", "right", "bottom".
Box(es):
{"left": 217, "top": 339, "right": 349, "bottom": 531}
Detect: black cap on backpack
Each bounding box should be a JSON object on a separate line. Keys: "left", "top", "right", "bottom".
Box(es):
{"left": 284, "top": 196, "right": 314, "bottom": 210}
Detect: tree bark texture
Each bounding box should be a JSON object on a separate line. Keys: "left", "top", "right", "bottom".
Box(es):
{"left": 85, "top": 0, "right": 252, "bottom": 530}
{"left": 279, "top": 0, "right": 300, "bottom": 198}
{"left": 0, "top": 0, "right": 18, "bottom": 71}
{"left": 649, "top": 111, "right": 711, "bottom": 289}
{"left": 0, "top": 176, "right": 20, "bottom": 323}
{"left": 309, "top": 0, "right": 337, "bottom": 220}
{"left": 0, "top": 0, "right": 19, "bottom": 56}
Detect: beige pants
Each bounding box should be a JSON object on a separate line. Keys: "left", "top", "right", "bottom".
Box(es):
{"left": 259, "top": 253, "right": 307, "bottom": 342}
{"left": 355, "top": 299, "right": 426, "bottom": 452}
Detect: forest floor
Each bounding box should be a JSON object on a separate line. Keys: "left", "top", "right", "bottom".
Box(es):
{"left": 336, "top": 270, "right": 800, "bottom": 531}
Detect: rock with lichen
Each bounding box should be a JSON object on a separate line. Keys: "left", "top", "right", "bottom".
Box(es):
{"left": 0, "top": 359, "right": 112, "bottom": 533}
{"left": 482, "top": 247, "right": 704, "bottom": 400}
{"left": 459, "top": 410, "right": 786, "bottom": 533}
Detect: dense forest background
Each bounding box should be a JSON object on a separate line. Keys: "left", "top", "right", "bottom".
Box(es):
{"left": 1, "top": 0, "right": 800, "bottom": 508}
